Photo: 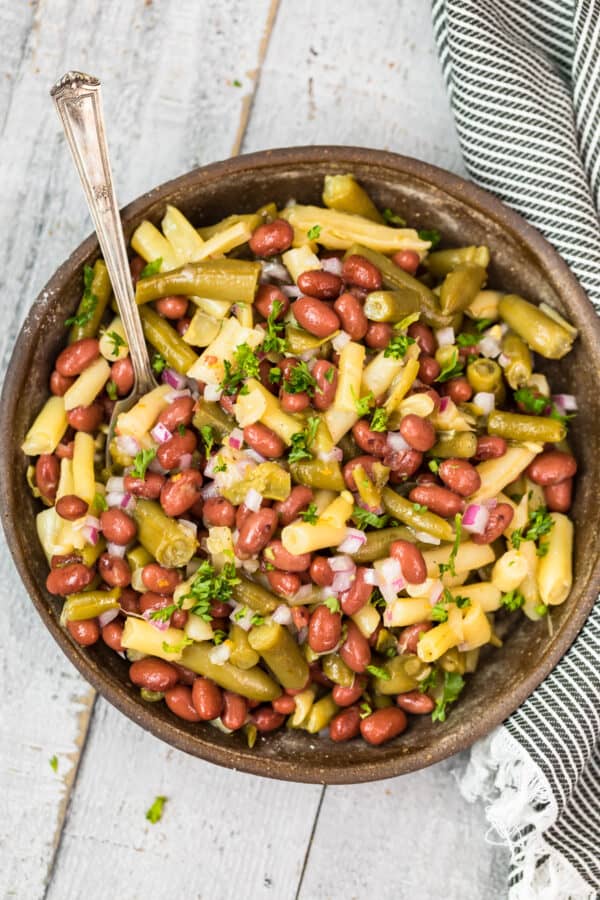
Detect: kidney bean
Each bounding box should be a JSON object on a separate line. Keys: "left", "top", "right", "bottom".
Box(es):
{"left": 256, "top": 359, "right": 278, "bottom": 396}
{"left": 443, "top": 377, "right": 473, "bottom": 404}
{"left": 100, "top": 395, "right": 116, "bottom": 420}
{"left": 365, "top": 322, "right": 393, "bottom": 349}
{"left": 308, "top": 605, "right": 342, "bottom": 653}
{"left": 274, "top": 485, "right": 314, "bottom": 526}
{"left": 340, "top": 567, "right": 373, "bottom": 615}
{"left": 157, "top": 429, "right": 197, "bottom": 470}
{"left": 129, "top": 658, "right": 179, "bottom": 692}
{"left": 139, "top": 592, "right": 170, "bottom": 616}
{"left": 416, "top": 472, "right": 437, "bottom": 486}
{"left": 164, "top": 685, "right": 202, "bottom": 722}
{"left": 142, "top": 563, "right": 181, "bottom": 594}
{"left": 46, "top": 563, "right": 94, "bottom": 595}
{"left": 100, "top": 508, "right": 137, "bottom": 545}
{"left": 266, "top": 570, "right": 301, "bottom": 597}
{"left": 202, "top": 497, "right": 236, "bottom": 528}
{"left": 280, "top": 389, "right": 310, "bottom": 414}
{"left": 67, "top": 618, "right": 100, "bottom": 646}
{"left": 51, "top": 553, "right": 82, "bottom": 569}
{"left": 291, "top": 607, "right": 310, "bottom": 633}
{"left": 55, "top": 494, "right": 88, "bottom": 521}
{"left": 392, "top": 249, "right": 420, "bottom": 275}
{"left": 472, "top": 502, "right": 514, "bottom": 544}
{"left": 398, "top": 622, "right": 432, "bottom": 654}
{"left": 329, "top": 705, "right": 361, "bottom": 742}
{"left": 383, "top": 449, "right": 423, "bottom": 480}
{"left": 191, "top": 677, "right": 223, "bottom": 721}
{"left": 98, "top": 554, "right": 132, "bottom": 588}
{"left": 235, "top": 508, "right": 278, "bottom": 558}
{"left": 332, "top": 674, "right": 367, "bottom": 708}
{"left": 310, "top": 556, "right": 334, "bottom": 587}
{"left": 155, "top": 295, "right": 188, "bottom": 319}
{"left": 160, "top": 469, "right": 203, "bottom": 517}
{"left": 309, "top": 662, "right": 334, "bottom": 688}
{"left": 265, "top": 540, "right": 311, "bottom": 573}
{"left": 343, "top": 455, "right": 382, "bottom": 492}
{"left": 544, "top": 478, "right": 573, "bottom": 512}
{"left": 407, "top": 321, "right": 436, "bottom": 355}
{"left": 418, "top": 355, "right": 441, "bottom": 385}
{"left": 352, "top": 419, "right": 387, "bottom": 456}
{"left": 249, "top": 219, "right": 294, "bottom": 257}
{"left": 35, "top": 453, "right": 60, "bottom": 502}
{"left": 56, "top": 337, "right": 100, "bottom": 377}
{"left": 176, "top": 317, "right": 191, "bottom": 336}
{"left": 272, "top": 694, "right": 296, "bottom": 715}
{"left": 208, "top": 601, "right": 233, "bottom": 619}
{"left": 311, "top": 360, "right": 337, "bottom": 411}
{"left": 390, "top": 540, "right": 427, "bottom": 584}
{"left": 157, "top": 396, "right": 195, "bottom": 432}
{"left": 526, "top": 450, "right": 577, "bottom": 486}
{"left": 235, "top": 503, "right": 253, "bottom": 530}
{"left": 439, "top": 458, "right": 481, "bottom": 497}
{"left": 409, "top": 484, "right": 464, "bottom": 517}
{"left": 333, "top": 292, "right": 369, "bottom": 339}
{"left": 292, "top": 296, "right": 340, "bottom": 338}
{"left": 396, "top": 691, "right": 435, "bottom": 714}
{"left": 124, "top": 471, "right": 165, "bottom": 499}
{"left": 219, "top": 394, "right": 236, "bottom": 416}
{"left": 67, "top": 403, "right": 104, "bottom": 432}
{"left": 130, "top": 255, "right": 145, "bottom": 285}
{"left": 243, "top": 422, "right": 285, "bottom": 460}
{"left": 360, "top": 707, "right": 407, "bottom": 745}
{"left": 399, "top": 414, "right": 436, "bottom": 452}
{"left": 50, "top": 369, "right": 74, "bottom": 396}
{"left": 340, "top": 621, "right": 371, "bottom": 673}
{"left": 342, "top": 254, "right": 382, "bottom": 291}
{"left": 111, "top": 357, "right": 134, "bottom": 396}
{"left": 119, "top": 587, "right": 141, "bottom": 614}
{"left": 475, "top": 434, "right": 507, "bottom": 460}
{"left": 297, "top": 269, "right": 343, "bottom": 300}
{"left": 170, "top": 610, "right": 187, "bottom": 629}
{"left": 101, "top": 619, "right": 124, "bottom": 652}
{"left": 251, "top": 706, "right": 286, "bottom": 733}
{"left": 221, "top": 691, "right": 248, "bottom": 730}
{"left": 254, "top": 283, "right": 289, "bottom": 319}
{"left": 56, "top": 440, "right": 75, "bottom": 460}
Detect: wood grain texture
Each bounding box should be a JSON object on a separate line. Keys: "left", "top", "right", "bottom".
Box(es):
{"left": 0, "top": 1, "right": 510, "bottom": 898}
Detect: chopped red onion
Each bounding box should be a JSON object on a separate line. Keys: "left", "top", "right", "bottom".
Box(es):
{"left": 332, "top": 571, "right": 355, "bottom": 593}
{"left": 552, "top": 394, "right": 577, "bottom": 412}
{"left": 142, "top": 608, "right": 169, "bottom": 631}
{"left": 165, "top": 388, "right": 192, "bottom": 404}
{"left": 148, "top": 456, "right": 167, "bottom": 475}
{"left": 244, "top": 448, "right": 267, "bottom": 464}
{"left": 106, "top": 476, "right": 125, "bottom": 493}
{"left": 428, "top": 579, "right": 444, "bottom": 605}
{"left": 178, "top": 453, "right": 193, "bottom": 471}
{"left": 106, "top": 490, "right": 125, "bottom": 508}
{"left": 151, "top": 422, "right": 173, "bottom": 444}
{"left": 317, "top": 447, "right": 344, "bottom": 463}
{"left": 204, "top": 383, "right": 223, "bottom": 402}
{"left": 462, "top": 503, "right": 490, "bottom": 535}
{"left": 243, "top": 488, "right": 263, "bottom": 512}
{"left": 272, "top": 604, "right": 293, "bottom": 626}
{"left": 107, "top": 541, "right": 127, "bottom": 558}
{"left": 119, "top": 492, "right": 134, "bottom": 511}
{"left": 116, "top": 435, "right": 140, "bottom": 457}
{"left": 201, "top": 480, "right": 220, "bottom": 499}
{"left": 497, "top": 352, "right": 510, "bottom": 368}
{"left": 337, "top": 528, "right": 367, "bottom": 554}
{"left": 484, "top": 497, "right": 498, "bottom": 510}
{"left": 162, "top": 367, "right": 187, "bottom": 390}
{"left": 329, "top": 554, "right": 355, "bottom": 573}
{"left": 363, "top": 568, "right": 378, "bottom": 585}
{"left": 435, "top": 326, "right": 455, "bottom": 347}
{"left": 439, "top": 396, "right": 450, "bottom": 413}
{"left": 297, "top": 626, "right": 308, "bottom": 645}
{"left": 299, "top": 349, "right": 319, "bottom": 362}
{"left": 386, "top": 431, "right": 411, "bottom": 453}
{"left": 332, "top": 331, "right": 351, "bottom": 353}
{"left": 98, "top": 608, "right": 120, "bottom": 628}
{"left": 479, "top": 336, "right": 502, "bottom": 358}
{"left": 321, "top": 256, "right": 343, "bottom": 276}
{"left": 209, "top": 643, "right": 231, "bottom": 665}
{"left": 292, "top": 584, "right": 314, "bottom": 604}
{"left": 260, "top": 259, "right": 291, "bottom": 283}
{"left": 473, "top": 392, "right": 495, "bottom": 416}
{"left": 413, "top": 531, "right": 441, "bottom": 545}
{"left": 281, "top": 284, "right": 303, "bottom": 298}
{"left": 228, "top": 428, "right": 244, "bottom": 450}
{"left": 82, "top": 525, "right": 99, "bottom": 546}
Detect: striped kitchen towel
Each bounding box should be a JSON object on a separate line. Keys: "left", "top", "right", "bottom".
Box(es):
{"left": 431, "top": 1, "right": 600, "bottom": 897}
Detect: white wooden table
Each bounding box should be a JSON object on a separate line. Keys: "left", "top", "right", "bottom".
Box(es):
{"left": 0, "top": 2, "right": 510, "bottom": 897}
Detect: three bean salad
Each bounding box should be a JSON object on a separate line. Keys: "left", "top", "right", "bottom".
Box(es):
{"left": 23, "top": 174, "right": 578, "bottom": 747}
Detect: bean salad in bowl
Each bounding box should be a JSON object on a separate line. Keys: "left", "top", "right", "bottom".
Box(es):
{"left": 22, "top": 173, "right": 579, "bottom": 749}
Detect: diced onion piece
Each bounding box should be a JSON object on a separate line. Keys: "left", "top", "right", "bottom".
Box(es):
{"left": 552, "top": 394, "right": 577, "bottom": 412}
{"left": 291, "top": 584, "right": 314, "bottom": 605}
{"left": 106, "top": 476, "right": 125, "bottom": 493}
{"left": 272, "top": 604, "right": 293, "bottom": 626}
{"left": 260, "top": 260, "right": 291, "bottom": 283}
{"left": 337, "top": 528, "right": 366, "bottom": 554}
{"left": 243, "top": 488, "right": 263, "bottom": 512}
{"left": 332, "top": 331, "right": 351, "bottom": 353}
{"left": 98, "top": 608, "right": 120, "bottom": 628}
{"left": 177, "top": 454, "right": 193, "bottom": 471}
{"left": 228, "top": 604, "right": 253, "bottom": 631}
{"left": 281, "top": 284, "right": 303, "bottom": 298}
{"left": 412, "top": 531, "right": 441, "bottom": 545}
{"left": 328, "top": 555, "right": 355, "bottom": 572}
{"left": 435, "top": 326, "right": 454, "bottom": 347}
{"left": 209, "top": 642, "right": 231, "bottom": 665}
{"left": 107, "top": 541, "right": 127, "bottom": 558}
{"left": 332, "top": 571, "right": 354, "bottom": 594}
{"left": 387, "top": 431, "right": 411, "bottom": 453}
{"left": 228, "top": 428, "right": 244, "bottom": 450}
{"left": 82, "top": 525, "right": 99, "bottom": 545}
{"left": 478, "top": 336, "right": 502, "bottom": 358}
{"left": 473, "top": 392, "right": 495, "bottom": 416}
{"left": 439, "top": 396, "right": 450, "bottom": 413}
{"left": 116, "top": 435, "right": 140, "bottom": 457}
{"left": 106, "top": 490, "right": 126, "bottom": 508}
{"left": 150, "top": 422, "right": 172, "bottom": 444}
{"left": 363, "top": 568, "right": 378, "bottom": 585}
{"left": 204, "top": 383, "right": 223, "bottom": 402}
{"left": 462, "top": 503, "right": 490, "bottom": 535}
{"left": 201, "top": 481, "right": 220, "bottom": 500}
{"left": 162, "top": 368, "right": 187, "bottom": 390}
{"left": 165, "top": 389, "right": 192, "bottom": 404}
{"left": 244, "top": 448, "right": 267, "bottom": 464}
{"left": 321, "top": 256, "right": 343, "bottom": 276}
{"left": 318, "top": 447, "right": 344, "bottom": 463}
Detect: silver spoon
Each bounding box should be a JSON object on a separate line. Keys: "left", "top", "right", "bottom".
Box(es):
{"left": 50, "top": 71, "right": 158, "bottom": 467}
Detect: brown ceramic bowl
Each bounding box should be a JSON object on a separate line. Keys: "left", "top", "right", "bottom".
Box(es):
{"left": 2, "top": 147, "right": 599, "bottom": 784}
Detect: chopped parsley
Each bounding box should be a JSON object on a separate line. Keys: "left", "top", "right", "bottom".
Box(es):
{"left": 140, "top": 258, "right": 163, "bottom": 279}
{"left": 49, "top": 755, "right": 58, "bottom": 772}
{"left": 183, "top": 561, "right": 240, "bottom": 622}
{"left": 93, "top": 491, "right": 108, "bottom": 513}
{"left": 300, "top": 502, "right": 319, "bottom": 524}
{"left": 418, "top": 228, "right": 441, "bottom": 248}
{"left": 474, "top": 317, "right": 494, "bottom": 333}
{"left": 131, "top": 447, "right": 157, "bottom": 479}
{"left": 382, "top": 208, "right": 407, "bottom": 226}
{"left": 232, "top": 78, "right": 242, "bottom": 87}
{"left": 288, "top": 417, "right": 320, "bottom": 463}
{"left": 324, "top": 596, "right": 341, "bottom": 614}
{"left": 514, "top": 387, "right": 548, "bottom": 416}
{"left": 176, "top": 424, "right": 186, "bottom": 437}
{"left": 214, "top": 456, "right": 227, "bottom": 473}
{"left": 384, "top": 332, "right": 415, "bottom": 360}
{"left": 106, "top": 330, "right": 126, "bottom": 356}
{"left": 307, "top": 224, "right": 321, "bottom": 240}
{"left": 220, "top": 343, "right": 260, "bottom": 395}
{"left": 106, "top": 380, "right": 118, "bottom": 400}
{"left": 454, "top": 595, "right": 471, "bottom": 609}
{"left": 262, "top": 300, "right": 288, "bottom": 354}
{"left": 151, "top": 352, "right": 167, "bottom": 375}
{"left": 359, "top": 701, "right": 373, "bottom": 719}
{"left": 352, "top": 389, "right": 375, "bottom": 417}
{"left": 199, "top": 425, "right": 214, "bottom": 457}
{"left": 269, "top": 367, "right": 282, "bottom": 384}
{"left": 162, "top": 636, "right": 193, "bottom": 654}
{"left": 370, "top": 407, "right": 388, "bottom": 432}
{"left": 324, "top": 366, "right": 335, "bottom": 384}
{"left": 535, "top": 603, "right": 548, "bottom": 617}
{"left": 412, "top": 502, "right": 427, "bottom": 513}
{"left": 149, "top": 602, "right": 180, "bottom": 623}
{"left": 145, "top": 795, "right": 167, "bottom": 824}
{"left": 366, "top": 664, "right": 390, "bottom": 680}
{"left": 455, "top": 332, "right": 480, "bottom": 348}
{"left": 436, "top": 347, "right": 464, "bottom": 383}
{"left": 418, "top": 669, "right": 438, "bottom": 694}
{"left": 65, "top": 264, "right": 98, "bottom": 328}
{"left": 501, "top": 590, "right": 525, "bottom": 612}
{"left": 438, "top": 514, "right": 463, "bottom": 577}
{"left": 430, "top": 602, "right": 449, "bottom": 623}
{"left": 250, "top": 614, "right": 265, "bottom": 627}
{"left": 428, "top": 459, "right": 440, "bottom": 475}
{"left": 511, "top": 507, "right": 554, "bottom": 555}
{"left": 284, "top": 360, "right": 317, "bottom": 396}
{"left": 432, "top": 671, "right": 465, "bottom": 723}
{"left": 352, "top": 506, "right": 390, "bottom": 529}
{"left": 213, "top": 630, "right": 227, "bottom": 645}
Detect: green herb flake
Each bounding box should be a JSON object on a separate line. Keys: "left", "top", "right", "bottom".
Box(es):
{"left": 106, "top": 380, "right": 118, "bottom": 400}
{"left": 352, "top": 506, "right": 390, "bottom": 530}
{"left": 307, "top": 225, "right": 321, "bottom": 240}
{"left": 107, "top": 330, "right": 126, "bottom": 356}
{"left": 454, "top": 595, "right": 471, "bottom": 609}
{"left": 430, "top": 603, "right": 449, "bottom": 623}
{"left": 370, "top": 407, "right": 388, "bottom": 432}
{"left": 199, "top": 425, "right": 214, "bottom": 457}
{"left": 213, "top": 630, "right": 227, "bottom": 645}
{"left": 65, "top": 264, "right": 98, "bottom": 328}
{"left": 324, "top": 366, "right": 335, "bottom": 384}
{"left": 535, "top": 603, "right": 548, "bottom": 617}
{"left": 177, "top": 424, "right": 186, "bottom": 437}
{"left": 352, "top": 389, "right": 375, "bottom": 417}
{"left": 145, "top": 795, "right": 167, "bottom": 825}
{"left": 436, "top": 347, "right": 464, "bottom": 383}
{"left": 214, "top": 456, "right": 227, "bottom": 473}
{"left": 220, "top": 343, "right": 261, "bottom": 395}
{"left": 384, "top": 333, "right": 415, "bottom": 361}
{"left": 151, "top": 352, "right": 167, "bottom": 375}
{"left": 418, "top": 228, "right": 441, "bottom": 248}
{"left": 511, "top": 507, "right": 554, "bottom": 553}
{"left": 262, "top": 300, "right": 288, "bottom": 354}
{"left": 456, "top": 332, "right": 480, "bottom": 348}
{"left": 514, "top": 387, "right": 548, "bottom": 416}
{"left": 140, "top": 258, "right": 163, "bottom": 279}
{"left": 432, "top": 671, "right": 465, "bottom": 723}
{"left": 501, "top": 590, "right": 525, "bottom": 612}
{"left": 324, "top": 596, "right": 341, "bottom": 614}
{"left": 250, "top": 614, "right": 265, "bottom": 627}
{"left": 359, "top": 701, "right": 373, "bottom": 719}
{"left": 382, "top": 208, "right": 407, "bottom": 227}
{"left": 418, "top": 669, "right": 438, "bottom": 694}
{"left": 288, "top": 417, "right": 320, "bottom": 463}
{"left": 232, "top": 79, "right": 242, "bottom": 87}
{"left": 162, "top": 636, "right": 193, "bottom": 654}
{"left": 268, "top": 366, "right": 282, "bottom": 384}
{"left": 438, "top": 513, "right": 463, "bottom": 577}
{"left": 93, "top": 491, "right": 108, "bottom": 513}
{"left": 49, "top": 755, "right": 58, "bottom": 773}
{"left": 412, "top": 502, "right": 427, "bottom": 513}
{"left": 428, "top": 459, "right": 440, "bottom": 475}
{"left": 131, "top": 447, "right": 157, "bottom": 479}
{"left": 183, "top": 561, "right": 240, "bottom": 622}
{"left": 300, "top": 502, "right": 319, "bottom": 524}
{"left": 149, "top": 602, "right": 180, "bottom": 623}
{"left": 366, "top": 664, "right": 390, "bottom": 680}
{"left": 284, "top": 360, "right": 317, "bottom": 396}
{"left": 474, "top": 318, "right": 494, "bottom": 333}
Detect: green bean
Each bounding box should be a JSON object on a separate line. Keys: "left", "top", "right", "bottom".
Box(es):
{"left": 62, "top": 587, "right": 121, "bottom": 621}
{"left": 498, "top": 294, "right": 574, "bottom": 359}
{"left": 181, "top": 642, "right": 281, "bottom": 700}
{"left": 229, "top": 623, "right": 261, "bottom": 669}
{"left": 197, "top": 213, "right": 261, "bottom": 240}
{"left": 132, "top": 499, "right": 197, "bottom": 568}
{"left": 322, "top": 653, "right": 355, "bottom": 687}
{"left": 140, "top": 689, "right": 164, "bottom": 702}
{"left": 338, "top": 431, "right": 359, "bottom": 464}
{"left": 375, "top": 655, "right": 430, "bottom": 694}
{"left": 488, "top": 410, "right": 566, "bottom": 443}
{"left": 248, "top": 621, "right": 309, "bottom": 690}
{"left": 350, "top": 526, "right": 416, "bottom": 563}
{"left": 220, "top": 462, "right": 291, "bottom": 505}
{"left": 363, "top": 290, "right": 421, "bottom": 322}
{"left": 439, "top": 648, "right": 466, "bottom": 674}
{"left": 69, "top": 260, "right": 112, "bottom": 343}
{"left": 439, "top": 264, "right": 487, "bottom": 314}
{"left": 382, "top": 486, "right": 456, "bottom": 542}
{"left": 304, "top": 694, "right": 339, "bottom": 733}
{"left": 126, "top": 544, "right": 153, "bottom": 591}
{"left": 466, "top": 358, "right": 502, "bottom": 393}
{"left": 80, "top": 537, "right": 107, "bottom": 567}
{"left": 322, "top": 174, "right": 384, "bottom": 222}
{"left": 192, "top": 399, "right": 234, "bottom": 440}
{"left": 501, "top": 332, "right": 532, "bottom": 389}
{"left": 372, "top": 694, "right": 394, "bottom": 709}
{"left": 255, "top": 202, "right": 279, "bottom": 222}
{"left": 231, "top": 576, "right": 279, "bottom": 615}
{"left": 140, "top": 306, "right": 198, "bottom": 373}
{"left": 430, "top": 431, "right": 479, "bottom": 459}
{"left": 285, "top": 326, "right": 336, "bottom": 355}
{"left": 375, "top": 627, "right": 398, "bottom": 656}
{"left": 289, "top": 458, "right": 345, "bottom": 492}
{"left": 135, "top": 258, "right": 261, "bottom": 306}
{"left": 426, "top": 246, "right": 490, "bottom": 278}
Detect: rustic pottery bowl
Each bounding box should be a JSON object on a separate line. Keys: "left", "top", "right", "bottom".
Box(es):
{"left": 2, "top": 147, "right": 600, "bottom": 784}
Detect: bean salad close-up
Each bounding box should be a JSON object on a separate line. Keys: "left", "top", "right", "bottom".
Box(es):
{"left": 22, "top": 172, "right": 579, "bottom": 749}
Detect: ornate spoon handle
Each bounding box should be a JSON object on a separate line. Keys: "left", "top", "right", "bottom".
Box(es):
{"left": 51, "top": 71, "right": 156, "bottom": 393}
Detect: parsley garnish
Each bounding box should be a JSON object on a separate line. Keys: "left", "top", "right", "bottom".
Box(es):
{"left": 49, "top": 755, "right": 58, "bottom": 772}
{"left": 412, "top": 502, "right": 427, "bottom": 513}
{"left": 149, "top": 602, "right": 180, "bottom": 623}
{"left": 382, "top": 208, "right": 407, "bottom": 226}
{"left": 177, "top": 424, "right": 186, "bottom": 437}
{"left": 220, "top": 343, "right": 260, "bottom": 395}
{"left": 474, "top": 318, "right": 494, "bottom": 333}
{"left": 511, "top": 507, "right": 554, "bottom": 554}
{"left": 439, "top": 514, "right": 462, "bottom": 577}
{"left": 145, "top": 795, "right": 167, "bottom": 824}
{"left": 140, "top": 258, "right": 163, "bottom": 279}
{"left": 418, "top": 669, "right": 438, "bottom": 694}
{"left": 284, "top": 360, "right": 317, "bottom": 396}
{"left": 269, "top": 367, "right": 282, "bottom": 384}
{"left": 324, "top": 596, "right": 341, "bottom": 614}
{"left": 199, "top": 425, "right": 214, "bottom": 457}
{"left": 183, "top": 561, "right": 240, "bottom": 622}
{"left": 107, "top": 330, "right": 126, "bottom": 356}
{"left": 514, "top": 387, "right": 548, "bottom": 416}
{"left": 151, "top": 353, "right": 167, "bottom": 375}
{"left": 131, "top": 447, "right": 157, "bottom": 479}
{"left": 428, "top": 459, "right": 440, "bottom": 474}
{"left": 93, "top": 491, "right": 108, "bottom": 513}
{"left": 65, "top": 264, "right": 98, "bottom": 327}
{"left": 418, "top": 228, "right": 441, "bottom": 248}
{"left": 352, "top": 389, "right": 375, "bottom": 417}
{"left": 213, "top": 630, "right": 227, "bottom": 645}
{"left": 307, "top": 225, "right": 321, "bottom": 240}
{"left": 384, "top": 333, "right": 415, "bottom": 360}
{"left": 535, "top": 603, "right": 548, "bottom": 617}
{"left": 366, "top": 664, "right": 390, "bottom": 680}
{"left": 324, "top": 366, "right": 335, "bottom": 383}
{"left": 436, "top": 347, "right": 464, "bottom": 383}
{"left": 250, "top": 614, "right": 265, "bottom": 627}
{"left": 214, "top": 456, "right": 227, "bottom": 473}
{"left": 359, "top": 701, "right": 373, "bottom": 719}
{"left": 352, "top": 506, "right": 390, "bottom": 529}
{"left": 262, "top": 299, "right": 288, "bottom": 354}
{"left": 162, "top": 636, "right": 193, "bottom": 654}
{"left": 106, "top": 380, "right": 118, "bottom": 400}
{"left": 370, "top": 407, "right": 388, "bottom": 432}
{"left": 288, "top": 417, "right": 320, "bottom": 463}
{"left": 430, "top": 603, "right": 449, "bottom": 623}
{"left": 232, "top": 78, "right": 242, "bottom": 87}
{"left": 432, "top": 671, "right": 465, "bottom": 723}
{"left": 456, "top": 332, "right": 479, "bottom": 348}
{"left": 454, "top": 595, "right": 471, "bottom": 609}
{"left": 501, "top": 590, "right": 525, "bottom": 612}
{"left": 300, "top": 502, "right": 319, "bottom": 524}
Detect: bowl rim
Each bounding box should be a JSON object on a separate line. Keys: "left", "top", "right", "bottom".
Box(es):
{"left": 3, "top": 145, "right": 600, "bottom": 784}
